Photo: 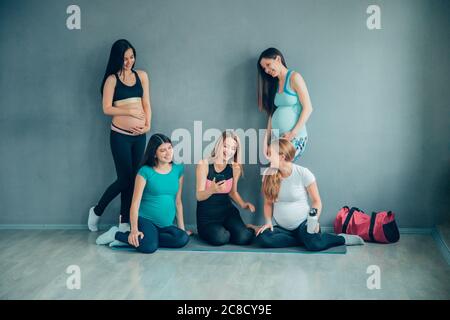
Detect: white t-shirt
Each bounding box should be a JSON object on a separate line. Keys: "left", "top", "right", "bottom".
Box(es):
{"left": 269, "top": 164, "right": 316, "bottom": 230}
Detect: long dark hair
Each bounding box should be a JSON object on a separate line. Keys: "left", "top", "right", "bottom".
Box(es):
{"left": 140, "top": 133, "right": 173, "bottom": 168}
{"left": 100, "top": 39, "right": 136, "bottom": 95}
{"left": 257, "top": 47, "right": 288, "bottom": 116}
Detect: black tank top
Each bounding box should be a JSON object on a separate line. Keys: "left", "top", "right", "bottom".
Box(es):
{"left": 196, "top": 164, "right": 234, "bottom": 225}
{"left": 113, "top": 70, "right": 143, "bottom": 102}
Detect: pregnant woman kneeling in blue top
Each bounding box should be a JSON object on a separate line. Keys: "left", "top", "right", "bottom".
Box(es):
{"left": 96, "top": 133, "right": 191, "bottom": 253}
{"left": 257, "top": 47, "right": 313, "bottom": 161}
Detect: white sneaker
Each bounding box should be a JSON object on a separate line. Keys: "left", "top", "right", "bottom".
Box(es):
{"left": 88, "top": 206, "right": 100, "bottom": 232}
{"left": 109, "top": 223, "right": 131, "bottom": 247}
{"left": 96, "top": 226, "right": 119, "bottom": 245}
{"left": 118, "top": 222, "right": 131, "bottom": 232}
{"left": 109, "top": 240, "right": 129, "bottom": 247}
{"left": 338, "top": 233, "right": 365, "bottom": 246}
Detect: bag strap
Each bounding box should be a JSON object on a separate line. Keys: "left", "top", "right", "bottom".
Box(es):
{"left": 369, "top": 212, "right": 378, "bottom": 242}
{"left": 342, "top": 207, "right": 359, "bottom": 233}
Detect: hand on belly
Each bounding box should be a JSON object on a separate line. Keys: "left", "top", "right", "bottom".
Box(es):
{"left": 112, "top": 104, "right": 146, "bottom": 132}
{"left": 113, "top": 115, "right": 146, "bottom": 132}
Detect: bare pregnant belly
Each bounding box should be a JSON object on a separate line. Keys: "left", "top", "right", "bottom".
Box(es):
{"left": 112, "top": 101, "right": 145, "bottom": 131}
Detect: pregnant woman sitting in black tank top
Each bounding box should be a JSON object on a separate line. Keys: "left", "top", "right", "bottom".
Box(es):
{"left": 195, "top": 131, "right": 256, "bottom": 246}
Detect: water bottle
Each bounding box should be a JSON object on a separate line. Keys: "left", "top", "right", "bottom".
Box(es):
{"left": 307, "top": 208, "right": 318, "bottom": 234}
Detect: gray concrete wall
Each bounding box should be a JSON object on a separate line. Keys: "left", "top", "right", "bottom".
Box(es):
{"left": 0, "top": 0, "right": 448, "bottom": 228}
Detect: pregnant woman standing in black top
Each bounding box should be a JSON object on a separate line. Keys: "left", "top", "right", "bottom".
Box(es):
{"left": 88, "top": 39, "right": 152, "bottom": 233}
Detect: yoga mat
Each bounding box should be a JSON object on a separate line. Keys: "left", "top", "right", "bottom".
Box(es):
{"left": 110, "top": 234, "right": 347, "bottom": 254}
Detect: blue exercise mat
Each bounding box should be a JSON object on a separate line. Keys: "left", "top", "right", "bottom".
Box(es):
{"left": 109, "top": 234, "right": 347, "bottom": 254}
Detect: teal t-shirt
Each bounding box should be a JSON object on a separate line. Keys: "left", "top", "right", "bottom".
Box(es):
{"left": 137, "top": 163, "right": 184, "bottom": 227}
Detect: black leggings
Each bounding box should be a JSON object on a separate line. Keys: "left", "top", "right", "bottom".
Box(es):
{"left": 115, "top": 216, "right": 189, "bottom": 254}
{"left": 255, "top": 220, "right": 345, "bottom": 251}
{"left": 197, "top": 205, "right": 255, "bottom": 246}
{"left": 95, "top": 130, "right": 146, "bottom": 223}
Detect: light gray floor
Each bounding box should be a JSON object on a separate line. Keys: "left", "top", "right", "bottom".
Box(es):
{"left": 0, "top": 230, "right": 449, "bottom": 300}
{"left": 438, "top": 223, "right": 450, "bottom": 249}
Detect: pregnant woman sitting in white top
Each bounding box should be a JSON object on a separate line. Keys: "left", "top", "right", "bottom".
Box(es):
{"left": 251, "top": 139, "right": 364, "bottom": 251}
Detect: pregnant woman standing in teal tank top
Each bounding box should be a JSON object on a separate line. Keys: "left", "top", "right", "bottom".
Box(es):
{"left": 257, "top": 48, "right": 314, "bottom": 160}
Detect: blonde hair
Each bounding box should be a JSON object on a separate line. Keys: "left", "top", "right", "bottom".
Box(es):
{"left": 208, "top": 130, "right": 243, "bottom": 175}
{"left": 262, "top": 139, "right": 296, "bottom": 202}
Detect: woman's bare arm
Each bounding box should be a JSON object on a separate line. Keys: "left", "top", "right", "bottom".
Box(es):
{"left": 306, "top": 181, "right": 323, "bottom": 219}
{"left": 137, "top": 70, "right": 152, "bottom": 130}
{"left": 291, "top": 72, "right": 313, "bottom": 135}
{"left": 228, "top": 165, "right": 246, "bottom": 208}
{"left": 129, "top": 174, "right": 146, "bottom": 231}
{"left": 102, "top": 75, "right": 133, "bottom": 116}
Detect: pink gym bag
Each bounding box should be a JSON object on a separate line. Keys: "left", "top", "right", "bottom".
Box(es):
{"left": 334, "top": 206, "right": 400, "bottom": 243}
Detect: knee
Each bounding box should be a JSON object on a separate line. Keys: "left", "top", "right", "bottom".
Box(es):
{"left": 232, "top": 229, "right": 254, "bottom": 245}
{"left": 117, "top": 177, "right": 133, "bottom": 190}
{"left": 173, "top": 231, "right": 189, "bottom": 248}
{"left": 209, "top": 230, "right": 231, "bottom": 246}
{"left": 255, "top": 232, "right": 273, "bottom": 248}
{"left": 138, "top": 239, "right": 158, "bottom": 254}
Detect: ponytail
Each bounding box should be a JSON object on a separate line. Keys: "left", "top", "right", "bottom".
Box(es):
{"left": 261, "top": 138, "right": 296, "bottom": 202}
{"left": 262, "top": 168, "right": 283, "bottom": 202}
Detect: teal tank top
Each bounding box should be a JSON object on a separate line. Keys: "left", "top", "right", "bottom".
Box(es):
{"left": 137, "top": 163, "right": 184, "bottom": 227}
{"left": 271, "top": 70, "right": 307, "bottom": 138}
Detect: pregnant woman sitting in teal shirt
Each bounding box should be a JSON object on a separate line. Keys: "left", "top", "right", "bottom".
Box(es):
{"left": 257, "top": 47, "right": 314, "bottom": 160}
{"left": 96, "top": 133, "right": 191, "bottom": 253}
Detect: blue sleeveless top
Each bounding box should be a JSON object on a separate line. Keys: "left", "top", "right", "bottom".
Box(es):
{"left": 271, "top": 70, "right": 307, "bottom": 138}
